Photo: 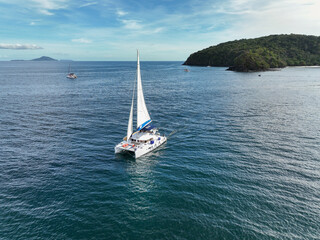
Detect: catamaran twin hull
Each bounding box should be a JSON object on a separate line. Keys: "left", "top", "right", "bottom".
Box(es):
{"left": 115, "top": 134, "right": 167, "bottom": 158}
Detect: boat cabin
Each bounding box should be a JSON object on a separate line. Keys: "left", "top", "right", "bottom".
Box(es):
{"left": 130, "top": 131, "right": 155, "bottom": 143}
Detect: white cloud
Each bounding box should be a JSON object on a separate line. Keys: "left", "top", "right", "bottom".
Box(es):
{"left": 121, "top": 19, "right": 143, "bottom": 29}
{"left": 30, "top": 0, "right": 68, "bottom": 15}
{"left": 152, "top": 27, "right": 163, "bottom": 34}
{"left": 116, "top": 9, "right": 128, "bottom": 16}
{"left": 79, "top": 2, "right": 97, "bottom": 8}
{"left": 29, "top": 19, "right": 41, "bottom": 25}
{"left": 71, "top": 38, "right": 92, "bottom": 43}
{"left": 0, "top": 43, "right": 43, "bottom": 50}
{"left": 39, "top": 9, "right": 54, "bottom": 15}
{"left": 0, "top": 0, "right": 68, "bottom": 15}
{"left": 31, "top": 0, "right": 66, "bottom": 9}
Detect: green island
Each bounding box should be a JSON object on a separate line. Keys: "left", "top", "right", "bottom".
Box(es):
{"left": 183, "top": 34, "right": 320, "bottom": 72}
{"left": 11, "top": 56, "right": 58, "bottom": 61}
{"left": 32, "top": 56, "right": 57, "bottom": 61}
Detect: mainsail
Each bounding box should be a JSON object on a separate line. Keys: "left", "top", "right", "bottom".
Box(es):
{"left": 136, "top": 50, "right": 151, "bottom": 130}
{"left": 127, "top": 81, "right": 135, "bottom": 140}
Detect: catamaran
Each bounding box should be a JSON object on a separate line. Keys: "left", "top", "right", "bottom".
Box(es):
{"left": 66, "top": 64, "right": 77, "bottom": 79}
{"left": 115, "top": 50, "right": 167, "bottom": 158}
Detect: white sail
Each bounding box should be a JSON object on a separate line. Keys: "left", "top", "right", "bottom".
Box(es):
{"left": 127, "top": 82, "right": 135, "bottom": 140}
{"left": 136, "top": 50, "right": 151, "bottom": 130}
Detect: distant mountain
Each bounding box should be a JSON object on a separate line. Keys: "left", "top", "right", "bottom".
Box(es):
{"left": 183, "top": 34, "right": 320, "bottom": 72}
{"left": 31, "top": 56, "right": 57, "bottom": 61}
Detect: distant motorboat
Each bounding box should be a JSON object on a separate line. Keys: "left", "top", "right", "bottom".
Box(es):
{"left": 115, "top": 50, "right": 167, "bottom": 158}
{"left": 184, "top": 68, "right": 190, "bottom": 72}
{"left": 66, "top": 64, "right": 77, "bottom": 79}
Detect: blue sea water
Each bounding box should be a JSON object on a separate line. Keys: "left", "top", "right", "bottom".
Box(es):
{"left": 0, "top": 61, "right": 319, "bottom": 239}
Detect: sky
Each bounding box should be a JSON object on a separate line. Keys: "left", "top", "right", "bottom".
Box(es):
{"left": 0, "top": 0, "right": 320, "bottom": 61}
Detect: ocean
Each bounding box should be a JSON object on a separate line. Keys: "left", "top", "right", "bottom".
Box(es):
{"left": 0, "top": 61, "right": 319, "bottom": 239}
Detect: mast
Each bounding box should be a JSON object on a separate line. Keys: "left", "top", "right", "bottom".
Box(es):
{"left": 136, "top": 50, "right": 151, "bottom": 130}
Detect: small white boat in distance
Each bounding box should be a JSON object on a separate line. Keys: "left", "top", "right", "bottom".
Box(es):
{"left": 115, "top": 50, "right": 167, "bottom": 158}
{"left": 66, "top": 64, "right": 77, "bottom": 79}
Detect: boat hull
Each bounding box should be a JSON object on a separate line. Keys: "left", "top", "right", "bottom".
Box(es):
{"left": 66, "top": 73, "right": 77, "bottom": 79}
{"left": 115, "top": 135, "right": 167, "bottom": 158}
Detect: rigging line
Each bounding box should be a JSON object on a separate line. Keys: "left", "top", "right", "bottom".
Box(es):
{"left": 166, "top": 125, "right": 187, "bottom": 139}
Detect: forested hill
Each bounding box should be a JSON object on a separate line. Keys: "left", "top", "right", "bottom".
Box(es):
{"left": 183, "top": 34, "right": 320, "bottom": 72}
